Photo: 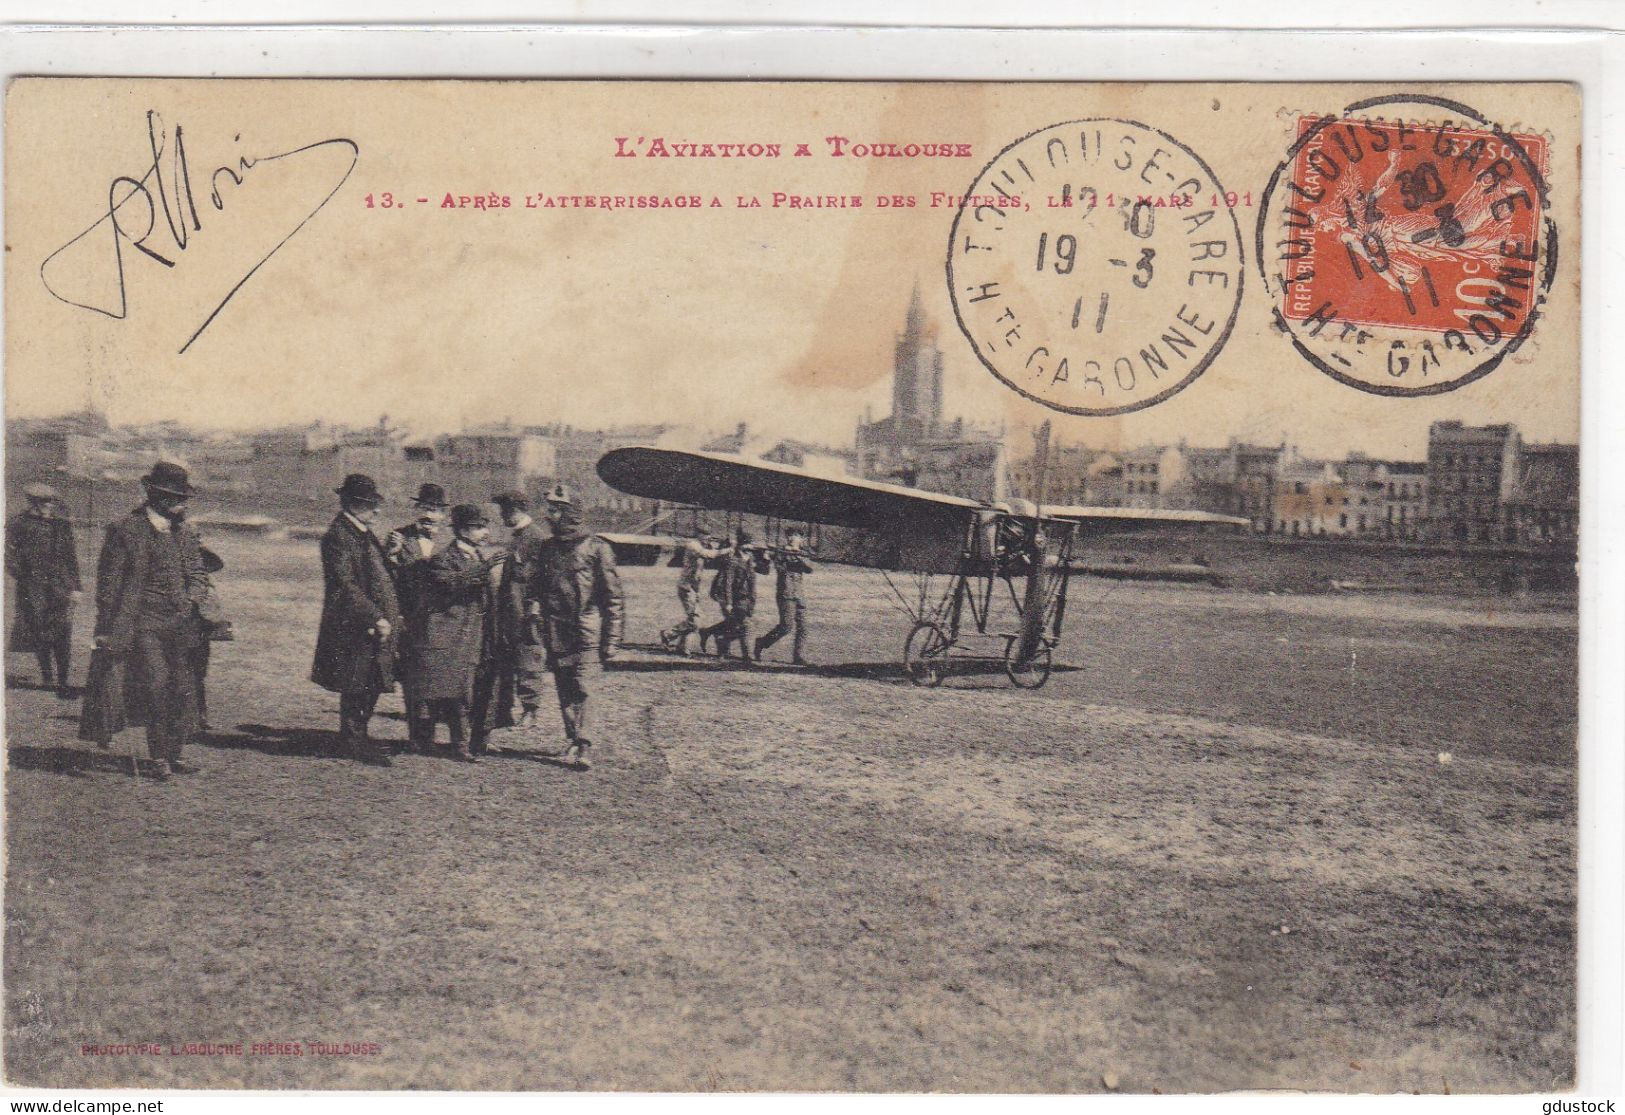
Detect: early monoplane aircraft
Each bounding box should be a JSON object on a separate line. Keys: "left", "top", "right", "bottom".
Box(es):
{"left": 596, "top": 444, "right": 1248, "bottom": 689}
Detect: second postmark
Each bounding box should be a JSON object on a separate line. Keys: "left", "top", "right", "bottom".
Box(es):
{"left": 947, "top": 118, "right": 1246, "bottom": 417}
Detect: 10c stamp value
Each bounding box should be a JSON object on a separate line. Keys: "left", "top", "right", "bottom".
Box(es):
{"left": 1256, "top": 94, "right": 1556, "bottom": 396}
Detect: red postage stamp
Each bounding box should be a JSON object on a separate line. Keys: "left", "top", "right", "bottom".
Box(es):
{"left": 1258, "top": 96, "right": 1559, "bottom": 397}
{"left": 1276, "top": 114, "right": 1549, "bottom": 339}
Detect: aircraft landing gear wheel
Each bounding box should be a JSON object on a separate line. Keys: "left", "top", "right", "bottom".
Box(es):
{"left": 904, "top": 621, "right": 951, "bottom": 688}
{"left": 1003, "top": 638, "right": 1053, "bottom": 689}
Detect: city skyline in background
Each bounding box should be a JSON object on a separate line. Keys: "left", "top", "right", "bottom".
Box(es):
{"left": 4, "top": 279, "right": 1580, "bottom": 465}
{"left": 6, "top": 287, "right": 1579, "bottom": 551}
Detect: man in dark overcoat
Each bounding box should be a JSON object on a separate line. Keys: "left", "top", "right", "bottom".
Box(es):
{"left": 311, "top": 473, "right": 401, "bottom": 766}
{"left": 384, "top": 482, "right": 447, "bottom": 750}
{"left": 403, "top": 503, "right": 502, "bottom": 761}
{"left": 6, "top": 482, "right": 81, "bottom": 694}
{"left": 490, "top": 489, "right": 549, "bottom": 730}
{"left": 82, "top": 463, "right": 207, "bottom": 778}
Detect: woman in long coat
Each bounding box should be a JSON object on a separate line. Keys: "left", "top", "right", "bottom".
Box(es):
{"left": 401, "top": 504, "right": 501, "bottom": 759}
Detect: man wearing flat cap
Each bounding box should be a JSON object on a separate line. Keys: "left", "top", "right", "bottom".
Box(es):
{"left": 385, "top": 482, "right": 448, "bottom": 749}
{"left": 82, "top": 462, "right": 208, "bottom": 778}
{"left": 311, "top": 473, "right": 402, "bottom": 766}
{"left": 6, "top": 481, "right": 81, "bottom": 695}
{"left": 404, "top": 503, "right": 504, "bottom": 761}
{"left": 490, "top": 489, "right": 548, "bottom": 730}
{"left": 528, "top": 484, "right": 623, "bottom": 769}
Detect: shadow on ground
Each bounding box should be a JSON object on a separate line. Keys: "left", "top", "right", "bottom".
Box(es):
{"left": 196, "top": 723, "right": 354, "bottom": 760}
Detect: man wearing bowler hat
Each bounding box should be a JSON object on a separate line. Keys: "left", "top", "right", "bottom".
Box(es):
{"left": 385, "top": 482, "right": 448, "bottom": 749}
{"left": 85, "top": 462, "right": 208, "bottom": 778}
{"left": 6, "top": 481, "right": 81, "bottom": 695}
{"left": 311, "top": 473, "right": 402, "bottom": 766}
{"left": 405, "top": 503, "right": 504, "bottom": 761}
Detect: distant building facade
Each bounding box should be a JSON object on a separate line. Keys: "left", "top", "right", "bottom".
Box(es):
{"left": 1380, "top": 460, "right": 1427, "bottom": 541}
{"left": 1230, "top": 442, "right": 1287, "bottom": 533}
{"left": 1119, "top": 445, "right": 1181, "bottom": 510}
{"left": 1007, "top": 444, "right": 1121, "bottom": 508}
{"left": 433, "top": 425, "right": 558, "bottom": 504}
{"left": 1111, "top": 440, "right": 1286, "bottom": 529}
{"left": 1507, "top": 442, "right": 1579, "bottom": 544}
{"left": 1341, "top": 454, "right": 1390, "bottom": 538}
{"left": 1426, "top": 421, "right": 1522, "bottom": 543}
{"left": 249, "top": 419, "right": 408, "bottom": 508}
{"left": 1275, "top": 459, "right": 1348, "bottom": 537}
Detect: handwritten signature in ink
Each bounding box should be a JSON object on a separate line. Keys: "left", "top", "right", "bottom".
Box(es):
{"left": 39, "top": 111, "right": 359, "bottom": 354}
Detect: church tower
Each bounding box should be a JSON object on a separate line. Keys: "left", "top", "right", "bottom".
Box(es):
{"left": 892, "top": 283, "right": 944, "bottom": 437}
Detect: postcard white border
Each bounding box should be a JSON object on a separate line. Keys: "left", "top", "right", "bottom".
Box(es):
{"left": 0, "top": 10, "right": 1618, "bottom": 1114}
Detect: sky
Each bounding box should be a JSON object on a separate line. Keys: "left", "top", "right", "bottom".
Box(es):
{"left": 4, "top": 79, "right": 1581, "bottom": 464}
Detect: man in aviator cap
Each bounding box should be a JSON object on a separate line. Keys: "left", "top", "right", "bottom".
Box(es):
{"left": 84, "top": 462, "right": 208, "bottom": 778}
{"left": 311, "top": 473, "right": 402, "bottom": 766}
{"left": 385, "top": 482, "right": 448, "bottom": 750}
{"left": 527, "top": 484, "right": 623, "bottom": 769}
{"left": 6, "top": 481, "right": 81, "bottom": 695}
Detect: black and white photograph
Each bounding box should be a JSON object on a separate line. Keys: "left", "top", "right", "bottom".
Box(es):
{"left": 0, "top": 70, "right": 1604, "bottom": 1099}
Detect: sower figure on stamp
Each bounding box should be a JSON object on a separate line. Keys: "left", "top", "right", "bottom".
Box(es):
{"left": 82, "top": 463, "right": 207, "bottom": 779}
{"left": 529, "top": 485, "right": 623, "bottom": 770}
{"left": 660, "top": 534, "right": 727, "bottom": 656}
{"left": 490, "top": 490, "right": 548, "bottom": 730}
{"left": 699, "top": 529, "right": 758, "bottom": 662}
{"left": 406, "top": 504, "right": 504, "bottom": 763}
{"left": 754, "top": 526, "right": 814, "bottom": 666}
{"left": 6, "top": 482, "right": 81, "bottom": 695}
{"left": 385, "top": 483, "right": 448, "bottom": 751}
{"left": 311, "top": 474, "right": 402, "bottom": 767}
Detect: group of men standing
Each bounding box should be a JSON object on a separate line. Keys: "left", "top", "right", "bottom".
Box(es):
{"left": 9, "top": 463, "right": 814, "bottom": 780}
{"left": 310, "top": 475, "right": 622, "bottom": 769}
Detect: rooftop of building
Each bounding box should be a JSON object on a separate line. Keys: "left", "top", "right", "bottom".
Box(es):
{"left": 1429, "top": 420, "right": 1519, "bottom": 440}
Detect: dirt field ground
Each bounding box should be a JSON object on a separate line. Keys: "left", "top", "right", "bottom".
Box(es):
{"left": 3, "top": 534, "right": 1576, "bottom": 1092}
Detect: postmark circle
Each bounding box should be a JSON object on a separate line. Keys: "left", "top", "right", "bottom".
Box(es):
{"left": 1255, "top": 94, "right": 1557, "bottom": 397}
{"left": 947, "top": 118, "right": 1245, "bottom": 417}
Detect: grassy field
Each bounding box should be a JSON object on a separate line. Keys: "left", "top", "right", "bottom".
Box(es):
{"left": 3, "top": 534, "right": 1576, "bottom": 1092}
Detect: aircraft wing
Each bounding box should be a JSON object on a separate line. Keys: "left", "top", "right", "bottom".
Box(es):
{"left": 597, "top": 532, "right": 676, "bottom": 567}
{"left": 597, "top": 447, "right": 981, "bottom": 531}
{"left": 1046, "top": 505, "right": 1252, "bottom": 531}
{"left": 596, "top": 447, "right": 980, "bottom": 572}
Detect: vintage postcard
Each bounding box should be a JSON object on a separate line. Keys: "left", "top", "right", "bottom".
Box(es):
{"left": 2, "top": 79, "right": 1579, "bottom": 1092}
